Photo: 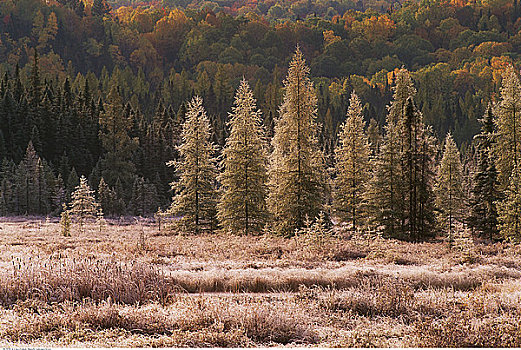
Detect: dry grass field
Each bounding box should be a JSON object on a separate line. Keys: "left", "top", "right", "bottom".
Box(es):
{"left": 2, "top": 218, "right": 521, "bottom": 347}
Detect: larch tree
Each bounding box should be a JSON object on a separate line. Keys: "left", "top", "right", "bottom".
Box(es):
{"left": 469, "top": 105, "right": 501, "bottom": 240}
{"left": 217, "top": 79, "right": 269, "bottom": 235}
{"left": 168, "top": 96, "right": 218, "bottom": 234}
{"left": 494, "top": 65, "right": 521, "bottom": 189}
{"left": 365, "top": 115, "right": 403, "bottom": 235}
{"left": 69, "top": 175, "right": 100, "bottom": 234}
{"left": 497, "top": 165, "right": 521, "bottom": 241}
{"left": 435, "top": 133, "right": 465, "bottom": 244}
{"left": 267, "top": 47, "right": 327, "bottom": 236}
{"left": 332, "top": 92, "right": 370, "bottom": 230}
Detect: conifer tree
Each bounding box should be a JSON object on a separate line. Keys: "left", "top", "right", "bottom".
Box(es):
{"left": 365, "top": 115, "right": 403, "bottom": 235}
{"left": 469, "top": 105, "right": 501, "bottom": 240}
{"left": 494, "top": 65, "right": 521, "bottom": 188}
{"left": 217, "top": 79, "right": 269, "bottom": 235}
{"left": 401, "top": 97, "right": 437, "bottom": 240}
{"left": 15, "top": 141, "right": 50, "bottom": 215}
{"left": 367, "top": 118, "right": 381, "bottom": 156}
{"left": 435, "top": 133, "right": 465, "bottom": 244}
{"left": 98, "top": 177, "right": 117, "bottom": 216}
{"left": 51, "top": 173, "right": 66, "bottom": 214}
{"left": 129, "top": 176, "right": 159, "bottom": 216}
{"left": 69, "top": 175, "right": 100, "bottom": 234}
{"left": 267, "top": 47, "right": 327, "bottom": 236}
{"left": 497, "top": 165, "right": 521, "bottom": 241}
{"left": 332, "top": 92, "right": 370, "bottom": 230}
{"left": 98, "top": 83, "right": 137, "bottom": 200}
{"left": 60, "top": 204, "right": 72, "bottom": 237}
{"left": 168, "top": 96, "right": 218, "bottom": 234}
{"left": 366, "top": 69, "right": 436, "bottom": 240}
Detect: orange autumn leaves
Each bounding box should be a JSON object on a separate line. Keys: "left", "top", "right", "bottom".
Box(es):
{"left": 343, "top": 13, "right": 396, "bottom": 41}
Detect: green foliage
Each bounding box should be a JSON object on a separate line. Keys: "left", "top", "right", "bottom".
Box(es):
{"left": 469, "top": 105, "right": 501, "bottom": 240}
{"left": 366, "top": 69, "right": 437, "bottom": 241}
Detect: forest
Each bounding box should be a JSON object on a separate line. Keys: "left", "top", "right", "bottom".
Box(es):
{"left": 0, "top": 0, "right": 521, "bottom": 241}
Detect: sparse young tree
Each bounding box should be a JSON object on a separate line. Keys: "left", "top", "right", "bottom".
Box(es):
{"left": 168, "top": 96, "right": 218, "bottom": 234}
{"left": 217, "top": 79, "right": 269, "bottom": 235}
{"left": 69, "top": 175, "right": 100, "bottom": 234}
{"left": 332, "top": 92, "right": 370, "bottom": 230}
{"left": 435, "top": 133, "right": 465, "bottom": 244}
{"left": 267, "top": 47, "right": 327, "bottom": 236}
{"left": 60, "top": 203, "right": 71, "bottom": 237}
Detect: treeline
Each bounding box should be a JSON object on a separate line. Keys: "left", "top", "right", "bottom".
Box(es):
{"left": 167, "top": 48, "right": 521, "bottom": 241}
{"left": 3, "top": 0, "right": 521, "bottom": 150}
{"left": 165, "top": 48, "right": 521, "bottom": 241}
{"left": 0, "top": 47, "right": 520, "bottom": 242}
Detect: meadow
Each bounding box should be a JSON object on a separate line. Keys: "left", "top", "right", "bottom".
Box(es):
{"left": 1, "top": 218, "right": 521, "bottom": 347}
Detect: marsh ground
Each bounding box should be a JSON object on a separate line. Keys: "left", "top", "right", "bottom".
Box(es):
{"left": 1, "top": 218, "right": 521, "bottom": 347}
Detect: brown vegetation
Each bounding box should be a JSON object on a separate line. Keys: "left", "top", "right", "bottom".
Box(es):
{"left": 1, "top": 219, "right": 521, "bottom": 346}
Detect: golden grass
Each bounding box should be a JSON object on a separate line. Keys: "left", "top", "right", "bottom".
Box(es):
{"left": 1, "top": 218, "right": 521, "bottom": 346}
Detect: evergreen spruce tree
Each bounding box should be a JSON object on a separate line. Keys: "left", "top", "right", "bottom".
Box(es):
{"left": 401, "top": 97, "right": 437, "bottom": 240}
{"left": 366, "top": 69, "right": 436, "bottom": 240}
{"left": 267, "top": 47, "right": 327, "bottom": 236}
{"left": 168, "top": 96, "right": 218, "bottom": 234}
{"left": 217, "top": 79, "right": 269, "bottom": 235}
{"left": 69, "top": 175, "right": 100, "bottom": 234}
{"left": 97, "top": 177, "right": 117, "bottom": 216}
{"left": 494, "top": 65, "right": 521, "bottom": 189}
{"left": 51, "top": 173, "right": 66, "bottom": 214}
{"left": 332, "top": 92, "right": 370, "bottom": 230}
{"left": 469, "top": 105, "right": 501, "bottom": 240}
{"left": 66, "top": 167, "right": 79, "bottom": 202}
{"left": 435, "top": 133, "right": 465, "bottom": 244}
{"left": 129, "top": 176, "right": 159, "bottom": 216}
{"left": 98, "top": 83, "right": 137, "bottom": 201}
{"left": 15, "top": 141, "right": 50, "bottom": 215}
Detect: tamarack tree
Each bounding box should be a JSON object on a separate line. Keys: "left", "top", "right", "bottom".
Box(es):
{"left": 217, "top": 79, "right": 269, "bottom": 235}
{"left": 267, "top": 47, "right": 327, "bottom": 236}
{"left": 168, "top": 96, "right": 218, "bottom": 234}
{"left": 435, "top": 133, "right": 465, "bottom": 244}
{"left": 332, "top": 92, "right": 370, "bottom": 230}
{"left": 69, "top": 175, "right": 100, "bottom": 234}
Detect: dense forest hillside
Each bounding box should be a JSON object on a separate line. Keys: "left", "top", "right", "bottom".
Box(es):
{"left": 1, "top": 0, "right": 521, "bottom": 240}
